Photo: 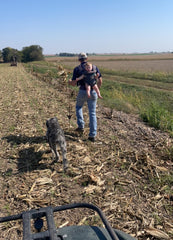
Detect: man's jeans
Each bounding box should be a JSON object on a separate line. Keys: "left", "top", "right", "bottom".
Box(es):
{"left": 76, "top": 89, "right": 97, "bottom": 137}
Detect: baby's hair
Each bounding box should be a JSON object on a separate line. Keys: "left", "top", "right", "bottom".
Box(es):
{"left": 84, "top": 62, "right": 92, "bottom": 68}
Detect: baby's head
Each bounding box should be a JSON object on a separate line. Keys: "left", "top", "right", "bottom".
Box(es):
{"left": 84, "top": 62, "right": 92, "bottom": 72}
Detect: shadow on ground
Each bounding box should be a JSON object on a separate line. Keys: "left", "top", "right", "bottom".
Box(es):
{"left": 2, "top": 134, "right": 55, "bottom": 173}
{"left": 2, "top": 134, "right": 46, "bottom": 146}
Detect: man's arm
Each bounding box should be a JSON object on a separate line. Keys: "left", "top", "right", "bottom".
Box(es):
{"left": 68, "top": 66, "right": 79, "bottom": 86}
{"left": 68, "top": 74, "right": 84, "bottom": 86}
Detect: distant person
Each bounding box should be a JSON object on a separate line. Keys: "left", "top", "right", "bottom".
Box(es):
{"left": 68, "top": 52, "right": 102, "bottom": 142}
{"left": 76, "top": 62, "right": 103, "bottom": 99}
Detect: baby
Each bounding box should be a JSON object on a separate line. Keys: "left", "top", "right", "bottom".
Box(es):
{"left": 76, "top": 62, "right": 103, "bottom": 98}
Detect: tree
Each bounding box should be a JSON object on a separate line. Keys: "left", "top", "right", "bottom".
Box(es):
{"left": 2, "top": 47, "right": 21, "bottom": 63}
{"left": 0, "top": 50, "right": 2, "bottom": 61}
{"left": 22, "top": 45, "right": 44, "bottom": 62}
{"left": 59, "top": 52, "right": 76, "bottom": 57}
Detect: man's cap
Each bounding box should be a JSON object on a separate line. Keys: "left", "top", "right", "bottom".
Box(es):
{"left": 78, "top": 52, "right": 87, "bottom": 60}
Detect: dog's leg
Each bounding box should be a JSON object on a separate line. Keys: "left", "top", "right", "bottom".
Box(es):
{"left": 60, "top": 143, "right": 68, "bottom": 172}
{"left": 63, "top": 158, "right": 68, "bottom": 172}
{"left": 51, "top": 143, "right": 59, "bottom": 162}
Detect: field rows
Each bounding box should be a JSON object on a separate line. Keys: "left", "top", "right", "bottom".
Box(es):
{"left": 46, "top": 53, "right": 173, "bottom": 73}
{"left": 103, "top": 74, "right": 173, "bottom": 92}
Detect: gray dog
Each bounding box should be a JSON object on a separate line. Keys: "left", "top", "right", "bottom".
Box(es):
{"left": 46, "top": 117, "right": 68, "bottom": 172}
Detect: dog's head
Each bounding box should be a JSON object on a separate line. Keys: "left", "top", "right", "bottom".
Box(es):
{"left": 46, "top": 117, "right": 58, "bottom": 129}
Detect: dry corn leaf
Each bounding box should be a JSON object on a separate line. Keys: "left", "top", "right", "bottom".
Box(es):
{"left": 156, "top": 166, "right": 168, "bottom": 172}
{"left": 96, "top": 165, "right": 103, "bottom": 172}
{"left": 75, "top": 145, "right": 86, "bottom": 152}
{"left": 145, "top": 227, "right": 170, "bottom": 239}
{"left": 84, "top": 185, "right": 102, "bottom": 194}
{"left": 59, "top": 221, "right": 69, "bottom": 228}
{"left": 23, "top": 197, "right": 48, "bottom": 205}
{"left": 35, "top": 177, "right": 53, "bottom": 185}
{"left": 78, "top": 217, "right": 87, "bottom": 225}
{"left": 29, "top": 177, "right": 53, "bottom": 193}
{"left": 164, "top": 222, "right": 173, "bottom": 234}
{"left": 29, "top": 182, "right": 36, "bottom": 193}
{"left": 58, "top": 70, "right": 65, "bottom": 76}
{"left": 153, "top": 193, "right": 163, "bottom": 200}
{"left": 89, "top": 174, "right": 105, "bottom": 186}
{"left": 16, "top": 194, "right": 27, "bottom": 199}
{"left": 73, "top": 174, "right": 82, "bottom": 180}
{"left": 36, "top": 145, "right": 44, "bottom": 152}
{"left": 83, "top": 156, "right": 91, "bottom": 163}
{"left": 51, "top": 171, "right": 57, "bottom": 178}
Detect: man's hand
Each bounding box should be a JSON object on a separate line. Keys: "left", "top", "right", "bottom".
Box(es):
{"left": 68, "top": 79, "right": 77, "bottom": 86}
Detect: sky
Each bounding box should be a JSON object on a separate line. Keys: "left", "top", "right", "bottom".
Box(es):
{"left": 1, "top": 0, "right": 173, "bottom": 54}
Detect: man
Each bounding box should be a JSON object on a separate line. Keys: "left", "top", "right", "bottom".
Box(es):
{"left": 68, "top": 52, "right": 102, "bottom": 142}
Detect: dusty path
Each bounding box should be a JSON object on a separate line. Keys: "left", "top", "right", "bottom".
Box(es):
{"left": 0, "top": 64, "right": 172, "bottom": 239}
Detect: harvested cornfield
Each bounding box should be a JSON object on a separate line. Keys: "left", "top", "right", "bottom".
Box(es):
{"left": 0, "top": 63, "right": 172, "bottom": 239}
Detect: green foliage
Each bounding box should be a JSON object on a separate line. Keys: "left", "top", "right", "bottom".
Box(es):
{"left": 25, "top": 62, "right": 60, "bottom": 78}
{"left": 9, "top": 125, "right": 16, "bottom": 132}
{"left": 101, "top": 84, "right": 137, "bottom": 113}
{"left": 101, "top": 74, "right": 173, "bottom": 134}
{"left": 164, "top": 145, "right": 173, "bottom": 160}
{"left": 2, "top": 47, "right": 21, "bottom": 63}
{"left": 151, "top": 173, "right": 173, "bottom": 194}
{"left": 100, "top": 68, "right": 173, "bottom": 83}
{"left": 22, "top": 45, "right": 44, "bottom": 62}
{"left": 1, "top": 45, "right": 44, "bottom": 63}
{"left": 140, "top": 102, "right": 173, "bottom": 132}
{"left": 31, "top": 64, "right": 50, "bottom": 74}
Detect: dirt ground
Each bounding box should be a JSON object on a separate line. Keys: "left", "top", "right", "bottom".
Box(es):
{"left": 0, "top": 64, "right": 172, "bottom": 239}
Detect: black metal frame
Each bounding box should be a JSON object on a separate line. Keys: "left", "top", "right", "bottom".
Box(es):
{"left": 0, "top": 202, "right": 120, "bottom": 240}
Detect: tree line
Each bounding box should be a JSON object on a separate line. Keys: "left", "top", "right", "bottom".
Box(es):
{"left": 0, "top": 45, "right": 44, "bottom": 63}
{"left": 56, "top": 53, "right": 96, "bottom": 57}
